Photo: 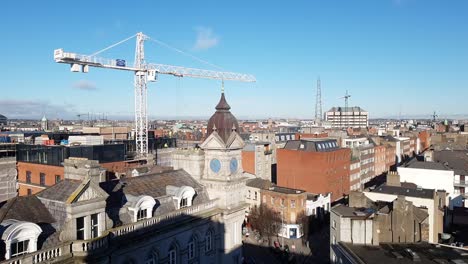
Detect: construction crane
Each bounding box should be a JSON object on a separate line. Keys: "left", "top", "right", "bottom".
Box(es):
{"left": 338, "top": 90, "right": 351, "bottom": 127}
{"left": 54, "top": 32, "right": 256, "bottom": 156}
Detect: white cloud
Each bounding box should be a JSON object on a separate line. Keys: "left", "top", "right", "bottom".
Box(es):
{"left": 193, "top": 27, "right": 219, "bottom": 51}
{"left": 73, "top": 80, "right": 97, "bottom": 90}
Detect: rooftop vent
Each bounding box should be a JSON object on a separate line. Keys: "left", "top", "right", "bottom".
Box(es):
{"left": 404, "top": 248, "right": 421, "bottom": 262}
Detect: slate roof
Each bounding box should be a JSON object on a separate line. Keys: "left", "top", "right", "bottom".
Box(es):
{"left": 246, "top": 178, "right": 273, "bottom": 189}
{"left": 372, "top": 184, "right": 435, "bottom": 199}
{"left": 36, "top": 179, "right": 82, "bottom": 202}
{"left": 404, "top": 159, "right": 449, "bottom": 171}
{"left": 101, "top": 169, "right": 210, "bottom": 207}
{"left": 0, "top": 196, "right": 55, "bottom": 223}
{"left": 434, "top": 150, "right": 468, "bottom": 175}
{"left": 283, "top": 139, "right": 340, "bottom": 152}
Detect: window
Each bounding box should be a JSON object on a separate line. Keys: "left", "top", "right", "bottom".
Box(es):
{"left": 180, "top": 197, "right": 188, "bottom": 208}
{"left": 254, "top": 191, "right": 258, "bottom": 200}
{"left": 247, "top": 190, "right": 251, "bottom": 199}
{"left": 76, "top": 217, "right": 85, "bottom": 240}
{"left": 332, "top": 220, "right": 337, "bottom": 229}
{"left": 55, "top": 175, "right": 61, "bottom": 184}
{"left": 188, "top": 240, "right": 195, "bottom": 260}
{"left": 39, "top": 173, "right": 45, "bottom": 186}
{"left": 280, "top": 198, "right": 285, "bottom": 206}
{"left": 91, "top": 214, "right": 99, "bottom": 238}
{"left": 137, "top": 209, "right": 147, "bottom": 221}
{"left": 333, "top": 235, "right": 337, "bottom": 244}
{"left": 205, "top": 231, "right": 213, "bottom": 252}
{"left": 271, "top": 197, "right": 275, "bottom": 205}
{"left": 291, "top": 200, "right": 296, "bottom": 208}
{"left": 169, "top": 248, "right": 176, "bottom": 264}
{"left": 145, "top": 254, "right": 156, "bottom": 264}
{"left": 27, "top": 189, "right": 32, "bottom": 196}
{"left": 11, "top": 240, "right": 29, "bottom": 257}
{"left": 263, "top": 195, "right": 266, "bottom": 203}
{"left": 26, "top": 171, "right": 31, "bottom": 183}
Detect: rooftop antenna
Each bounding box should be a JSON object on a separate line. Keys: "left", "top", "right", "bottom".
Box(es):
{"left": 315, "top": 77, "right": 322, "bottom": 125}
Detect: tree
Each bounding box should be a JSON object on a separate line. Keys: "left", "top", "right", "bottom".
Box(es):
{"left": 297, "top": 211, "right": 310, "bottom": 244}
{"left": 249, "top": 204, "right": 282, "bottom": 244}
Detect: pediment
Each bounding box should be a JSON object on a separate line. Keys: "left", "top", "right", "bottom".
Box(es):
{"left": 225, "top": 132, "right": 245, "bottom": 150}
{"left": 200, "top": 131, "right": 227, "bottom": 150}
{"left": 67, "top": 180, "right": 109, "bottom": 204}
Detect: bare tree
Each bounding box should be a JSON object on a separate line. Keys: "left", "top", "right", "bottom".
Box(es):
{"left": 249, "top": 204, "right": 282, "bottom": 244}
{"left": 297, "top": 211, "right": 310, "bottom": 244}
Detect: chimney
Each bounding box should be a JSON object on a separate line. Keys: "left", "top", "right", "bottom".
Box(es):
{"left": 64, "top": 158, "right": 106, "bottom": 184}
{"left": 386, "top": 171, "right": 401, "bottom": 187}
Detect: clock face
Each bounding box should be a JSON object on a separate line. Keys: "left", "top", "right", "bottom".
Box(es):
{"left": 230, "top": 158, "right": 238, "bottom": 173}
{"left": 210, "top": 159, "right": 221, "bottom": 173}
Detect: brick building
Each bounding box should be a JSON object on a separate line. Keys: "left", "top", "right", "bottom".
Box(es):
{"left": 277, "top": 139, "right": 351, "bottom": 201}
{"left": 15, "top": 144, "right": 133, "bottom": 196}
{"left": 373, "top": 145, "right": 386, "bottom": 177}
{"left": 261, "top": 185, "right": 307, "bottom": 239}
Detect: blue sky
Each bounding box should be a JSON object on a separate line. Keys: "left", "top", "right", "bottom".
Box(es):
{"left": 1, "top": 0, "right": 467, "bottom": 120}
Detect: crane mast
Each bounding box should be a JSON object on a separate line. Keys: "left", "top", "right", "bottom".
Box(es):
{"left": 54, "top": 32, "right": 255, "bottom": 157}
{"left": 134, "top": 33, "right": 148, "bottom": 155}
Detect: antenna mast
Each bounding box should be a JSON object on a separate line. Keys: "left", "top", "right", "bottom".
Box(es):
{"left": 315, "top": 77, "right": 322, "bottom": 125}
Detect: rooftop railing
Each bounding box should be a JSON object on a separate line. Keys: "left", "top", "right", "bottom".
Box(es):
{"left": 1, "top": 199, "right": 218, "bottom": 264}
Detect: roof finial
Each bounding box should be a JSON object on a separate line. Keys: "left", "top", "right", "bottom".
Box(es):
{"left": 221, "top": 80, "right": 225, "bottom": 94}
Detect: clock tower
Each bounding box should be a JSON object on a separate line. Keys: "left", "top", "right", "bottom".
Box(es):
{"left": 199, "top": 91, "right": 247, "bottom": 209}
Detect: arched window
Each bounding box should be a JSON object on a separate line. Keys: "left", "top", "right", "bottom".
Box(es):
{"left": 145, "top": 251, "right": 158, "bottom": 264}
{"left": 0, "top": 220, "right": 42, "bottom": 260}
{"left": 187, "top": 234, "right": 198, "bottom": 260}
{"left": 168, "top": 245, "right": 177, "bottom": 264}
{"left": 126, "top": 195, "right": 156, "bottom": 222}
{"left": 205, "top": 229, "right": 213, "bottom": 253}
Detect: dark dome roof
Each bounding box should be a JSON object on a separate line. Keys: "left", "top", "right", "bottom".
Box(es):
{"left": 0, "top": 114, "right": 7, "bottom": 120}
{"left": 207, "top": 93, "right": 239, "bottom": 143}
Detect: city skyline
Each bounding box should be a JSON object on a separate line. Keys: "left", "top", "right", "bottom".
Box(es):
{"left": 1, "top": 0, "right": 468, "bottom": 120}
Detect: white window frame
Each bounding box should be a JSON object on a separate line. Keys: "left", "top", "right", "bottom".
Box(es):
{"left": 10, "top": 240, "right": 29, "bottom": 258}
{"left": 137, "top": 208, "right": 147, "bottom": 221}
{"left": 76, "top": 216, "right": 85, "bottom": 240}
{"left": 90, "top": 213, "right": 99, "bottom": 238}
{"left": 169, "top": 248, "right": 176, "bottom": 264}
{"left": 188, "top": 240, "right": 195, "bottom": 260}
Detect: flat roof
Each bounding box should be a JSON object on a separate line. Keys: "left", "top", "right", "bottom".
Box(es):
{"left": 341, "top": 242, "right": 468, "bottom": 264}
{"left": 371, "top": 184, "right": 435, "bottom": 199}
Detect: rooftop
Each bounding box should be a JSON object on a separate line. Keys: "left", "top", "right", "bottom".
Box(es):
{"left": 332, "top": 204, "right": 376, "bottom": 219}
{"left": 371, "top": 183, "right": 436, "bottom": 199}
{"left": 341, "top": 242, "right": 468, "bottom": 264}
{"left": 404, "top": 158, "right": 449, "bottom": 171}
{"left": 434, "top": 150, "right": 468, "bottom": 175}
{"left": 283, "top": 139, "right": 340, "bottom": 152}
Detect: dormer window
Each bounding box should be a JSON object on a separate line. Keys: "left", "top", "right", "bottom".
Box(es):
{"left": 180, "top": 198, "right": 188, "bottom": 208}
{"left": 137, "top": 209, "right": 148, "bottom": 221}
{"left": 1, "top": 220, "right": 42, "bottom": 260}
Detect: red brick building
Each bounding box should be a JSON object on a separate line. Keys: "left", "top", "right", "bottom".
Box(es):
{"left": 261, "top": 186, "right": 307, "bottom": 239}
{"left": 277, "top": 139, "right": 351, "bottom": 201}
{"left": 374, "top": 145, "right": 386, "bottom": 176}
{"left": 418, "top": 131, "right": 431, "bottom": 151}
